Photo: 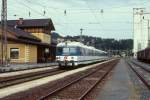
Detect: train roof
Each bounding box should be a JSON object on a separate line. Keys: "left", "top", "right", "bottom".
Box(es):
{"left": 57, "top": 41, "right": 107, "bottom": 53}
{"left": 57, "top": 41, "right": 83, "bottom": 47}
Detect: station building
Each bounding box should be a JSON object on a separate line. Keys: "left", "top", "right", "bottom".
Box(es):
{"left": 133, "top": 8, "right": 150, "bottom": 57}
{"left": 0, "top": 18, "right": 56, "bottom": 64}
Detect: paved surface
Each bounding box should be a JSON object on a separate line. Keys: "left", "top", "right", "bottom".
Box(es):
{"left": 0, "top": 62, "right": 58, "bottom": 73}
{"left": 96, "top": 59, "right": 139, "bottom": 100}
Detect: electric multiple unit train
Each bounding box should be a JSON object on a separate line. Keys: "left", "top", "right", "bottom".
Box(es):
{"left": 56, "top": 41, "right": 109, "bottom": 68}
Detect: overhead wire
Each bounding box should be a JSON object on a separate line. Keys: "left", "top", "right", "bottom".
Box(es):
{"left": 24, "top": 0, "right": 66, "bottom": 23}
{"left": 16, "top": 0, "right": 68, "bottom": 30}
{"left": 23, "top": 0, "right": 78, "bottom": 35}
{"left": 82, "top": 0, "right": 106, "bottom": 35}
{"left": 9, "top": 0, "right": 150, "bottom": 37}
{"left": 15, "top": 0, "right": 44, "bottom": 16}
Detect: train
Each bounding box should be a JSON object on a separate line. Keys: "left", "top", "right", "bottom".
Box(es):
{"left": 137, "top": 48, "right": 150, "bottom": 63}
{"left": 56, "top": 41, "right": 109, "bottom": 68}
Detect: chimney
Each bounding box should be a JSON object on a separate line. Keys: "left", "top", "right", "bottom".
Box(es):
{"left": 18, "top": 18, "right": 23, "bottom": 25}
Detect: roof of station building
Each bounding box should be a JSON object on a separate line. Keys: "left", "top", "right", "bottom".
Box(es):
{"left": 7, "top": 18, "right": 55, "bottom": 30}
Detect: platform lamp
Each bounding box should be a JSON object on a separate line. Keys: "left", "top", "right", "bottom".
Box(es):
{"left": 45, "top": 48, "right": 49, "bottom": 63}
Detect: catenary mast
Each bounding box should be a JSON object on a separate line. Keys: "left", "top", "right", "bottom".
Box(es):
{"left": 1, "top": 0, "right": 7, "bottom": 67}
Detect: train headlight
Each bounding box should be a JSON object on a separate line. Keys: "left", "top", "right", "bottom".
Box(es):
{"left": 64, "top": 56, "right": 68, "bottom": 61}
{"left": 71, "top": 57, "right": 74, "bottom": 60}
{"left": 56, "top": 57, "right": 60, "bottom": 60}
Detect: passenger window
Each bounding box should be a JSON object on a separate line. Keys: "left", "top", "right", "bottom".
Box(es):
{"left": 70, "top": 48, "right": 77, "bottom": 54}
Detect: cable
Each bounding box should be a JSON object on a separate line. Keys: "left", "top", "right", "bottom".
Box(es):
{"left": 15, "top": 0, "right": 44, "bottom": 16}
{"left": 82, "top": 0, "right": 106, "bottom": 34}
{"left": 9, "top": 0, "right": 146, "bottom": 38}
{"left": 22, "top": 0, "right": 68, "bottom": 30}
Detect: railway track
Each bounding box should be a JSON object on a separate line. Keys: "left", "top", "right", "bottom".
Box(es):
{"left": 126, "top": 61, "right": 150, "bottom": 90}
{"left": 38, "top": 59, "right": 119, "bottom": 100}
{"left": 0, "top": 60, "right": 108, "bottom": 89}
{"left": 0, "top": 68, "right": 65, "bottom": 89}
{"left": 131, "top": 61, "right": 150, "bottom": 73}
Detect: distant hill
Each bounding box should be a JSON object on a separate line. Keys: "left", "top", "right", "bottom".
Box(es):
{"left": 50, "top": 33, "right": 133, "bottom": 55}
{"left": 51, "top": 32, "right": 63, "bottom": 39}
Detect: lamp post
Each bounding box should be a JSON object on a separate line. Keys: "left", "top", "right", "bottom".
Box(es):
{"left": 80, "top": 28, "right": 84, "bottom": 43}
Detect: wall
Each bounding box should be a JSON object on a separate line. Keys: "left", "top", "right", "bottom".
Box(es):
{"left": 32, "top": 33, "right": 51, "bottom": 44}
{"left": 7, "top": 42, "right": 26, "bottom": 63}
{"left": 23, "top": 27, "right": 51, "bottom": 44}
{"left": 28, "top": 44, "right": 37, "bottom": 63}
{"left": 7, "top": 42, "right": 37, "bottom": 63}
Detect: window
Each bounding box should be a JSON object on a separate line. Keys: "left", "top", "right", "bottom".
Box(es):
{"left": 70, "top": 48, "right": 77, "bottom": 55}
{"left": 57, "top": 47, "right": 79, "bottom": 56}
{"left": 56, "top": 47, "right": 63, "bottom": 55}
{"left": 63, "top": 48, "right": 70, "bottom": 55}
{"left": 10, "top": 48, "right": 19, "bottom": 59}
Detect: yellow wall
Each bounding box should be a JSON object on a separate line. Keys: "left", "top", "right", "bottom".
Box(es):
{"left": 0, "top": 30, "right": 38, "bottom": 64}
{"left": 7, "top": 42, "right": 37, "bottom": 63}
{"left": 32, "top": 33, "right": 51, "bottom": 44}
{"left": 26, "top": 44, "right": 37, "bottom": 63}
{"left": 29, "top": 45, "right": 37, "bottom": 62}
{"left": 8, "top": 43, "right": 26, "bottom": 63}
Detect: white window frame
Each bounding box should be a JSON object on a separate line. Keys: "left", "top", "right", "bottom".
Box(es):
{"left": 10, "top": 48, "right": 20, "bottom": 60}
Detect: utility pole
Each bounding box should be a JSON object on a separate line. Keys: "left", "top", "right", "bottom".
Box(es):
{"left": 1, "top": 0, "right": 8, "bottom": 67}
{"left": 80, "top": 28, "right": 84, "bottom": 43}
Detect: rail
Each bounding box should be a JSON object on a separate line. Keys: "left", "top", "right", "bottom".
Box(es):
{"left": 0, "top": 68, "right": 65, "bottom": 89}
{"left": 39, "top": 59, "right": 118, "bottom": 100}
{"left": 126, "top": 61, "right": 150, "bottom": 90}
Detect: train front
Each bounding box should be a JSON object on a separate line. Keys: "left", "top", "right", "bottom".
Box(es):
{"left": 56, "top": 44, "right": 79, "bottom": 67}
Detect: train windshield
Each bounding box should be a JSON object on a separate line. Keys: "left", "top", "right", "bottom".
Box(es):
{"left": 63, "top": 48, "right": 70, "bottom": 55}
{"left": 56, "top": 47, "right": 80, "bottom": 56}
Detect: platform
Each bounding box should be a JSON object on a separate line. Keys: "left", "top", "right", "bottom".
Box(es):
{"left": 0, "top": 66, "right": 58, "bottom": 78}
{"left": 96, "top": 59, "right": 139, "bottom": 100}
{"left": 0, "top": 60, "right": 111, "bottom": 98}
{"left": 0, "top": 62, "right": 58, "bottom": 73}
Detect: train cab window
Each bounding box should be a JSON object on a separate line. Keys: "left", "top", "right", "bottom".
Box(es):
{"left": 56, "top": 47, "right": 63, "bottom": 55}
{"left": 63, "top": 48, "right": 70, "bottom": 55}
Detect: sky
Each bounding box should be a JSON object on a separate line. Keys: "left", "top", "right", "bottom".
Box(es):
{"left": 1, "top": 0, "right": 150, "bottom": 39}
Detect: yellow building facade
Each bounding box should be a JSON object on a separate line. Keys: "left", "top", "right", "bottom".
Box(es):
{"left": 0, "top": 33, "right": 38, "bottom": 63}
{"left": 7, "top": 42, "right": 37, "bottom": 63}
{"left": 32, "top": 33, "right": 51, "bottom": 44}
{"left": 0, "top": 18, "right": 55, "bottom": 64}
